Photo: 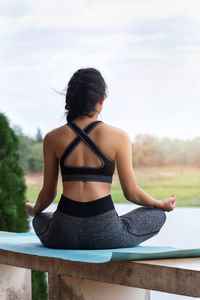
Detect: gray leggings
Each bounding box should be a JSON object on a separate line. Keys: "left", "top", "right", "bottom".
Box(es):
{"left": 32, "top": 194, "right": 166, "bottom": 249}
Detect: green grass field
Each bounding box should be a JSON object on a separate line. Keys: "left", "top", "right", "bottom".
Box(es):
{"left": 25, "top": 166, "right": 200, "bottom": 206}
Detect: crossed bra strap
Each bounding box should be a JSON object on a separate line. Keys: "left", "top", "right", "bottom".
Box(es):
{"left": 60, "top": 120, "right": 103, "bottom": 161}
{"left": 66, "top": 120, "right": 108, "bottom": 160}
{"left": 59, "top": 120, "right": 115, "bottom": 183}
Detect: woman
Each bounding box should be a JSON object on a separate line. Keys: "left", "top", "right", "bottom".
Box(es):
{"left": 25, "top": 67, "right": 177, "bottom": 249}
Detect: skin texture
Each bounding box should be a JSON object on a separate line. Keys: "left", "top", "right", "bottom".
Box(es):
{"left": 25, "top": 100, "right": 177, "bottom": 216}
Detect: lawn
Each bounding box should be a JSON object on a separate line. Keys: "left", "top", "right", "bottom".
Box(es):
{"left": 25, "top": 166, "right": 200, "bottom": 206}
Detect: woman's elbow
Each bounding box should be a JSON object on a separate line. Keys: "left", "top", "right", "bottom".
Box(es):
{"left": 123, "top": 189, "right": 139, "bottom": 203}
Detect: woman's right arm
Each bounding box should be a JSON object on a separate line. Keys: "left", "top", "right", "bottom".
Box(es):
{"left": 115, "top": 130, "right": 177, "bottom": 212}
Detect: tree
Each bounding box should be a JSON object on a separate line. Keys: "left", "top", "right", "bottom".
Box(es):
{"left": 0, "top": 113, "right": 28, "bottom": 231}
{"left": 0, "top": 112, "right": 48, "bottom": 300}
{"left": 35, "top": 128, "right": 43, "bottom": 143}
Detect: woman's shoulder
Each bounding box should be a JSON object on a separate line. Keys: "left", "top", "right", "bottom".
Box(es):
{"left": 45, "top": 124, "right": 66, "bottom": 135}
{"left": 101, "top": 122, "right": 130, "bottom": 139}
{"left": 43, "top": 125, "right": 68, "bottom": 144}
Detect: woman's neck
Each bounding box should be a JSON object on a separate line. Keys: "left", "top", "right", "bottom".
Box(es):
{"left": 74, "top": 113, "right": 100, "bottom": 124}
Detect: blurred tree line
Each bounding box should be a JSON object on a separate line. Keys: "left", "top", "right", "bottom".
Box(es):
{"left": 13, "top": 125, "right": 44, "bottom": 173}
{"left": 12, "top": 126, "right": 200, "bottom": 173}
{"left": 132, "top": 134, "right": 200, "bottom": 167}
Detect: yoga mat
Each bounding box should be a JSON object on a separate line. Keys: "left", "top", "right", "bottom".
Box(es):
{"left": 0, "top": 232, "right": 200, "bottom": 264}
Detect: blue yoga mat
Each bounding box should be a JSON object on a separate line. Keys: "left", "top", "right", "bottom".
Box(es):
{"left": 0, "top": 232, "right": 200, "bottom": 264}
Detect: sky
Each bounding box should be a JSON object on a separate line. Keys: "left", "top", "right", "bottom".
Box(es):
{"left": 0, "top": 0, "right": 200, "bottom": 141}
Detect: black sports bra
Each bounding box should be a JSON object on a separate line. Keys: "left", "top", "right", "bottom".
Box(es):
{"left": 59, "top": 120, "right": 115, "bottom": 183}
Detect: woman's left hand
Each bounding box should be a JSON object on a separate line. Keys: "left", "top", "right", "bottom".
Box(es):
{"left": 159, "top": 194, "right": 177, "bottom": 212}
{"left": 25, "top": 200, "right": 35, "bottom": 216}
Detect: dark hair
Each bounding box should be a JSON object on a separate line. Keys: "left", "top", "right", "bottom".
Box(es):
{"left": 65, "top": 68, "right": 107, "bottom": 122}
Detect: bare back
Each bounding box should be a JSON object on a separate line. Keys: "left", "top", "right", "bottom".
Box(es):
{"left": 44, "top": 118, "right": 138, "bottom": 203}
{"left": 50, "top": 120, "right": 117, "bottom": 201}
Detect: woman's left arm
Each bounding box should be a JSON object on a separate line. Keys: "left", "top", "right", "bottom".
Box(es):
{"left": 25, "top": 132, "right": 59, "bottom": 216}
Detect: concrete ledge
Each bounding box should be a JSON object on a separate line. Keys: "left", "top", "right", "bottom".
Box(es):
{"left": 0, "top": 248, "right": 200, "bottom": 298}
{"left": 1, "top": 231, "right": 200, "bottom": 299}
{"left": 0, "top": 264, "right": 31, "bottom": 299}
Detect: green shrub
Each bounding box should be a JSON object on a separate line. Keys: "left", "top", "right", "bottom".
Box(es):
{"left": 0, "top": 112, "right": 48, "bottom": 300}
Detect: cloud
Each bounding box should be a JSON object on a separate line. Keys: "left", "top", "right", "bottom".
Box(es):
{"left": 28, "top": 0, "right": 200, "bottom": 29}
{"left": 0, "top": 0, "right": 33, "bottom": 18}
{"left": 1, "top": 0, "right": 200, "bottom": 33}
{"left": 80, "top": 33, "right": 164, "bottom": 45}
{"left": 1, "top": 0, "right": 200, "bottom": 139}
{"left": 7, "top": 63, "right": 56, "bottom": 72}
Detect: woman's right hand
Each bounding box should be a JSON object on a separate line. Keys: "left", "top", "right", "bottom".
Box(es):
{"left": 25, "top": 200, "right": 35, "bottom": 216}
{"left": 159, "top": 194, "right": 177, "bottom": 212}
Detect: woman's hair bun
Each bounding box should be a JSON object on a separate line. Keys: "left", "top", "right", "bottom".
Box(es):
{"left": 65, "top": 68, "right": 107, "bottom": 122}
